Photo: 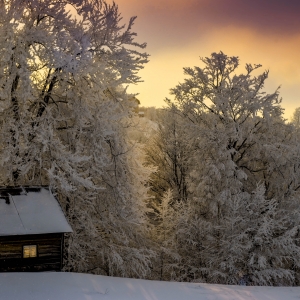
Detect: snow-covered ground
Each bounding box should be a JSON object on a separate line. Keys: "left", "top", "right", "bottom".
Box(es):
{"left": 0, "top": 272, "right": 299, "bottom": 300}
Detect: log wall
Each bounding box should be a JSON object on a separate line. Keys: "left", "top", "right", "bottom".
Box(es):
{"left": 0, "top": 233, "right": 63, "bottom": 272}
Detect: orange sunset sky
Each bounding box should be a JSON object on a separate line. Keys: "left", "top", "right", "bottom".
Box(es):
{"left": 111, "top": 0, "right": 300, "bottom": 119}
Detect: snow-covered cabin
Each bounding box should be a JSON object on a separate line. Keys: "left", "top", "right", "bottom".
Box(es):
{"left": 0, "top": 186, "right": 72, "bottom": 272}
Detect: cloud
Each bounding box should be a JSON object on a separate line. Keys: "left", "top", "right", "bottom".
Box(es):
{"left": 196, "top": 0, "right": 300, "bottom": 35}
{"left": 116, "top": 0, "right": 300, "bottom": 49}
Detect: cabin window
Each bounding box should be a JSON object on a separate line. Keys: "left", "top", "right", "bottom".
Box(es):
{"left": 23, "top": 245, "right": 37, "bottom": 258}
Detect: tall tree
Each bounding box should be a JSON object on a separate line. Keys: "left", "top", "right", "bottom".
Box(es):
{"left": 156, "top": 52, "right": 300, "bottom": 285}
{"left": 0, "top": 0, "right": 154, "bottom": 277}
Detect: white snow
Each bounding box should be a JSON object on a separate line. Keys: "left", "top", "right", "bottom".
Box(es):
{"left": 0, "top": 188, "right": 72, "bottom": 235}
{"left": 0, "top": 272, "right": 299, "bottom": 300}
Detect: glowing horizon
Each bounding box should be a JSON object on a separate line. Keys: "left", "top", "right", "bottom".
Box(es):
{"left": 112, "top": 0, "right": 300, "bottom": 119}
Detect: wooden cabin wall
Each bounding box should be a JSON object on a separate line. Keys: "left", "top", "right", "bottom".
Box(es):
{"left": 0, "top": 233, "right": 63, "bottom": 272}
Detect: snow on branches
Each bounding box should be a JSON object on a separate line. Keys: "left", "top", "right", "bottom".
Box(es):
{"left": 148, "top": 52, "right": 300, "bottom": 285}
{"left": 0, "top": 0, "right": 153, "bottom": 277}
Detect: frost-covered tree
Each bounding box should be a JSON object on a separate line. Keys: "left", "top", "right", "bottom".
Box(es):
{"left": 144, "top": 108, "right": 191, "bottom": 205}
{"left": 158, "top": 52, "right": 300, "bottom": 285}
{"left": 0, "top": 0, "right": 154, "bottom": 277}
{"left": 149, "top": 189, "right": 181, "bottom": 281}
{"left": 291, "top": 107, "right": 300, "bottom": 128}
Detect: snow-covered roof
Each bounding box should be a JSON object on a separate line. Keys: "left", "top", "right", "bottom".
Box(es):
{"left": 0, "top": 187, "right": 72, "bottom": 236}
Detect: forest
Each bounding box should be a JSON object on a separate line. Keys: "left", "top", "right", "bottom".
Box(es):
{"left": 0, "top": 0, "right": 300, "bottom": 287}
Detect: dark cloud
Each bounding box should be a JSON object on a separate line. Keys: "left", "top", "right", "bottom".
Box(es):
{"left": 117, "top": 0, "right": 300, "bottom": 49}
{"left": 197, "top": 0, "right": 300, "bottom": 35}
